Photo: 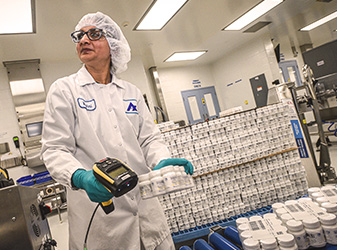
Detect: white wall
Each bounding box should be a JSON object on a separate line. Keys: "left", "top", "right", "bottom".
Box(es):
{"left": 158, "top": 65, "right": 216, "bottom": 123}
{"left": 211, "top": 33, "right": 280, "bottom": 112}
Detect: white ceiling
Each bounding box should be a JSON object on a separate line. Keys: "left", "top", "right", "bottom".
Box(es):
{"left": 0, "top": 0, "right": 337, "bottom": 70}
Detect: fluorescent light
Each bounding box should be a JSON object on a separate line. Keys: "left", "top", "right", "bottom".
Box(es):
{"left": 135, "top": 0, "right": 188, "bottom": 30}
{"left": 300, "top": 11, "right": 337, "bottom": 31}
{"left": 10, "top": 79, "right": 45, "bottom": 96}
{"left": 0, "top": 0, "right": 34, "bottom": 34}
{"left": 165, "top": 51, "right": 207, "bottom": 62}
{"left": 224, "top": 0, "right": 283, "bottom": 31}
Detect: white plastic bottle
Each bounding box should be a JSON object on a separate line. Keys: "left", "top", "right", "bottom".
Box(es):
{"left": 179, "top": 166, "right": 194, "bottom": 188}
{"left": 238, "top": 223, "right": 250, "bottom": 234}
{"left": 308, "top": 187, "right": 321, "bottom": 197}
{"left": 240, "top": 230, "right": 253, "bottom": 243}
{"left": 286, "top": 220, "right": 309, "bottom": 250}
{"left": 236, "top": 217, "right": 249, "bottom": 227}
{"left": 260, "top": 238, "right": 279, "bottom": 250}
{"left": 311, "top": 192, "right": 324, "bottom": 202}
{"left": 277, "top": 234, "right": 298, "bottom": 250}
{"left": 243, "top": 238, "right": 261, "bottom": 250}
{"left": 319, "top": 213, "right": 337, "bottom": 245}
{"left": 281, "top": 214, "right": 293, "bottom": 226}
{"left": 321, "top": 202, "right": 337, "bottom": 215}
{"left": 302, "top": 216, "right": 326, "bottom": 248}
{"left": 161, "top": 167, "right": 176, "bottom": 193}
{"left": 276, "top": 208, "right": 289, "bottom": 219}
{"left": 174, "top": 166, "right": 184, "bottom": 190}
{"left": 150, "top": 170, "right": 166, "bottom": 196}
{"left": 138, "top": 173, "right": 153, "bottom": 199}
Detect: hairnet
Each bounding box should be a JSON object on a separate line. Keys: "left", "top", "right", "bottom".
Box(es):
{"left": 75, "top": 12, "right": 131, "bottom": 74}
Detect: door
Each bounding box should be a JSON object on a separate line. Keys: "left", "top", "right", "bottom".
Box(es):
{"left": 250, "top": 73, "right": 269, "bottom": 108}
{"left": 181, "top": 86, "right": 220, "bottom": 125}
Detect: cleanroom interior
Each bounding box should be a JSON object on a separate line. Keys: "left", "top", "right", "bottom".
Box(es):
{"left": 1, "top": 0, "right": 337, "bottom": 249}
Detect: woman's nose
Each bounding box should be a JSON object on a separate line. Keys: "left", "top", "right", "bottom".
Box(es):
{"left": 79, "top": 33, "right": 90, "bottom": 44}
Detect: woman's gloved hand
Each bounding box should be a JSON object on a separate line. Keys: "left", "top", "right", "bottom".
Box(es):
{"left": 153, "top": 158, "right": 193, "bottom": 175}
{"left": 72, "top": 169, "right": 113, "bottom": 203}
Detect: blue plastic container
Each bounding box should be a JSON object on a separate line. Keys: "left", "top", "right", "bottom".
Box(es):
{"left": 193, "top": 239, "right": 215, "bottom": 250}
{"left": 209, "top": 232, "right": 241, "bottom": 250}
{"left": 16, "top": 175, "right": 34, "bottom": 186}
{"left": 179, "top": 246, "right": 192, "bottom": 250}
{"left": 33, "top": 171, "right": 52, "bottom": 184}
{"left": 223, "top": 226, "right": 242, "bottom": 247}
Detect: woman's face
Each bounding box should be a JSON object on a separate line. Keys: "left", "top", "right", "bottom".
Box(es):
{"left": 76, "top": 26, "right": 111, "bottom": 67}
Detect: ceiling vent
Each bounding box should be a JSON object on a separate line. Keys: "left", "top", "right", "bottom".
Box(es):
{"left": 243, "top": 21, "right": 271, "bottom": 33}
{"left": 316, "top": 0, "right": 333, "bottom": 2}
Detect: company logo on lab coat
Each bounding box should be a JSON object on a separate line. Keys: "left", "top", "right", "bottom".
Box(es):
{"left": 77, "top": 98, "right": 96, "bottom": 111}
{"left": 124, "top": 99, "right": 138, "bottom": 114}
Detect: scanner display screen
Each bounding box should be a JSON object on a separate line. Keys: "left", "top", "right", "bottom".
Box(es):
{"left": 108, "top": 166, "right": 127, "bottom": 178}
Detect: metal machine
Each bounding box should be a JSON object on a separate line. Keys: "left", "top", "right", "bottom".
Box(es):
{"left": 277, "top": 65, "right": 337, "bottom": 185}
{"left": 0, "top": 185, "right": 55, "bottom": 250}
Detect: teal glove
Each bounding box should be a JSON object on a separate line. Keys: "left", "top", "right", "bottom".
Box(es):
{"left": 72, "top": 169, "right": 113, "bottom": 203}
{"left": 153, "top": 158, "right": 193, "bottom": 175}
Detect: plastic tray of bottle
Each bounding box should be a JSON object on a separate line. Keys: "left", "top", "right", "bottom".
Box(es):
{"left": 172, "top": 206, "right": 272, "bottom": 243}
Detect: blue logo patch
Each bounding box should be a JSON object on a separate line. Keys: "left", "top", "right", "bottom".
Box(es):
{"left": 77, "top": 98, "right": 96, "bottom": 111}
{"left": 124, "top": 99, "right": 138, "bottom": 114}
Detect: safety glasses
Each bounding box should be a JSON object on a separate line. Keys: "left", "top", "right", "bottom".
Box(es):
{"left": 70, "top": 28, "right": 106, "bottom": 43}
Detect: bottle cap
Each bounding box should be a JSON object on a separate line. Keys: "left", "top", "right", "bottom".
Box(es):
{"left": 260, "top": 238, "right": 277, "bottom": 249}
{"left": 243, "top": 238, "right": 260, "bottom": 249}
{"left": 138, "top": 173, "right": 150, "bottom": 182}
{"left": 236, "top": 217, "right": 249, "bottom": 226}
{"left": 308, "top": 187, "right": 321, "bottom": 196}
{"left": 321, "top": 202, "right": 337, "bottom": 212}
{"left": 298, "top": 197, "right": 312, "bottom": 203}
{"left": 272, "top": 203, "right": 284, "bottom": 210}
{"left": 312, "top": 192, "right": 324, "bottom": 200}
{"left": 316, "top": 197, "right": 329, "bottom": 205}
{"left": 285, "top": 200, "right": 297, "bottom": 205}
{"left": 238, "top": 223, "right": 249, "bottom": 234}
{"left": 276, "top": 208, "right": 288, "bottom": 217}
{"left": 277, "top": 233, "right": 295, "bottom": 247}
{"left": 319, "top": 214, "right": 337, "bottom": 225}
{"left": 286, "top": 220, "right": 304, "bottom": 231}
{"left": 281, "top": 213, "right": 293, "bottom": 223}
{"left": 303, "top": 216, "right": 320, "bottom": 229}
{"left": 149, "top": 170, "right": 162, "bottom": 178}
{"left": 263, "top": 213, "right": 277, "bottom": 220}
{"left": 249, "top": 215, "right": 262, "bottom": 221}
{"left": 240, "top": 231, "right": 252, "bottom": 241}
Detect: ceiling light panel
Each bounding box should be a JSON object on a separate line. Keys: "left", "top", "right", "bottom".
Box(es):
{"left": 300, "top": 10, "right": 337, "bottom": 31}
{"left": 223, "top": 0, "right": 283, "bottom": 31}
{"left": 135, "top": 0, "right": 188, "bottom": 30}
{"left": 0, "top": 0, "right": 34, "bottom": 34}
{"left": 165, "top": 51, "right": 207, "bottom": 62}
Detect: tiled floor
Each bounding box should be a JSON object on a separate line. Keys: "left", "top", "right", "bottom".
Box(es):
{"left": 47, "top": 134, "right": 337, "bottom": 250}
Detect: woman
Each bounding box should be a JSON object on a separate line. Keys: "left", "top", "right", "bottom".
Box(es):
{"left": 41, "top": 12, "right": 193, "bottom": 250}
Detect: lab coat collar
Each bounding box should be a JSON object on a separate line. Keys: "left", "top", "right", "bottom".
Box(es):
{"left": 77, "top": 65, "right": 125, "bottom": 89}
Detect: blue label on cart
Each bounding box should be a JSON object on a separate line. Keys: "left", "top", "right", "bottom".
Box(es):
{"left": 291, "top": 120, "right": 309, "bottom": 158}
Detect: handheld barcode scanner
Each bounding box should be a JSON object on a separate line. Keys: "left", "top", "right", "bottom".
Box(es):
{"left": 93, "top": 157, "right": 138, "bottom": 214}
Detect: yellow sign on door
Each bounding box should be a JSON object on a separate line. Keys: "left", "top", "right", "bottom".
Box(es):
{"left": 202, "top": 98, "right": 205, "bottom": 104}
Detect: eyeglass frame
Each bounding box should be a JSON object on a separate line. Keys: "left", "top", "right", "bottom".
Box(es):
{"left": 70, "top": 28, "right": 110, "bottom": 43}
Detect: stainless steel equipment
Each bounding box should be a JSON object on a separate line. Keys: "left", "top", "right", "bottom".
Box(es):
{"left": 0, "top": 185, "right": 54, "bottom": 250}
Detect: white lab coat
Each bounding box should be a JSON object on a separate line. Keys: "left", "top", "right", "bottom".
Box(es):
{"left": 41, "top": 65, "right": 172, "bottom": 250}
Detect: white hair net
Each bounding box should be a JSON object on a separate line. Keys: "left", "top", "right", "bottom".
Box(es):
{"left": 75, "top": 12, "right": 131, "bottom": 74}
